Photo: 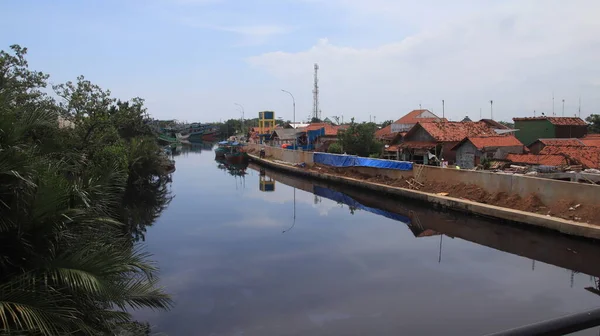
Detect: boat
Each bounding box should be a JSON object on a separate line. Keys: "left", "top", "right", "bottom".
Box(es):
{"left": 186, "top": 123, "right": 220, "bottom": 143}
{"left": 215, "top": 141, "right": 231, "bottom": 157}
{"left": 222, "top": 142, "right": 249, "bottom": 163}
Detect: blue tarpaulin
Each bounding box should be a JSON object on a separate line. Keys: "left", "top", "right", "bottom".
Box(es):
{"left": 313, "top": 186, "right": 411, "bottom": 225}
{"left": 313, "top": 153, "right": 413, "bottom": 171}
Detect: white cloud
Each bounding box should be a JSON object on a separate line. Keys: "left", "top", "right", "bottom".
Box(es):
{"left": 247, "top": 0, "right": 600, "bottom": 122}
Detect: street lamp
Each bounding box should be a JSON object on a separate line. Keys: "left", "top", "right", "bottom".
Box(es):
{"left": 281, "top": 89, "right": 296, "bottom": 148}
{"left": 234, "top": 103, "right": 244, "bottom": 136}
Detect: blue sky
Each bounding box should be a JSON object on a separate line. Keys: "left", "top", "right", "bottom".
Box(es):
{"left": 2, "top": 0, "right": 600, "bottom": 123}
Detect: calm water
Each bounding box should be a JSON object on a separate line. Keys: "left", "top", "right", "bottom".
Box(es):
{"left": 135, "top": 147, "right": 600, "bottom": 335}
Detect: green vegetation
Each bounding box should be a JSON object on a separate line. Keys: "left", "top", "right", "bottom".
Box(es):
{"left": 327, "top": 142, "right": 342, "bottom": 154}
{"left": 587, "top": 114, "right": 600, "bottom": 134}
{"left": 0, "top": 45, "right": 172, "bottom": 334}
{"left": 337, "top": 118, "right": 382, "bottom": 157}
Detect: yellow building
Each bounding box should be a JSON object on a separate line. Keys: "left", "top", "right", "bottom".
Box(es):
{"left": 258, "top": 111, "right": 276, "bottom": 143}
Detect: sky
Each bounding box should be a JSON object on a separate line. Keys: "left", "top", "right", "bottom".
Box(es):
{"left": 2, "top": 0, "right": 600, "bottom": 123}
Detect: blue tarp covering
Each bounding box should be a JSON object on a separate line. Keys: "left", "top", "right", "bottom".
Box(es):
{"left": 313, "top": 186, "right": 411, "bottom": 225}
{"left": 313, "top": 153, "right": 413, "bottom": 171}
{"left": 218, "top": 141, "right": 229, "bottom": 145}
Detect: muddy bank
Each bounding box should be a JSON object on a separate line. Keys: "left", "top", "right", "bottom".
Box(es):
{"left": 306, "top": 164, "right": 600, "bottom": 225}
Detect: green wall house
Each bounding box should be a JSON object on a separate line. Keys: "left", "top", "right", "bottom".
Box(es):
{"left": 513, "top": 117, "right": 588, "bottom": 146}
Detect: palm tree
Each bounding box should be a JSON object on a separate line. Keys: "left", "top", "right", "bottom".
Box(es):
{"left": 0, "top": 108, "right": 172, "bottom": 335}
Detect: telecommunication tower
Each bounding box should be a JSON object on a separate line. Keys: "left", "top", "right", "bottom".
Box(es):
{"left": 312, "top": 63, "right": 320, "bottom": 121}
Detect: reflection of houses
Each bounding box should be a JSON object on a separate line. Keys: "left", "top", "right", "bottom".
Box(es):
{"left": 452, "top": 135, "right": 524, "bottom": 169}
{"left": 398, "top": 121, "right": 498, "bottom": 164}
{"left": 513, "top": 116, "right": 588, "bottom": 146}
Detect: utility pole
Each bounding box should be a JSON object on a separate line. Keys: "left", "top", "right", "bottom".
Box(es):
{"left": 479, "top": 108, "right": 482, "bottom": 119}
{"left": 552, "top": 92, "right": 555, "bottom": 116}
{"left": 579, "top": 97, "right": 582, "bottom": 117}
{"left": 234, "top": 103, "right": 245, "bottom": 135}
{"left": 442, "top": 100, "right": 445, "bottom": 119}
{"left": 490, "top": 100, "right": 493, "bottom": 120}
{"left": 562, "top": 99, "right": 565, "bottom": 117}
{"left": 281, "top": 89, "right": 296, "bottom": 148}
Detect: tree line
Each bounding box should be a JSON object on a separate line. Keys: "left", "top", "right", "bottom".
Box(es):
{"left": 0, "top": 45, "right": 172, "bottom": 334}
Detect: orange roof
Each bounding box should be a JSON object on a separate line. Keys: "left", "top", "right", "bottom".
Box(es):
{"left": 513, "top": 117, "right": 587, "bottom": 126}
{"left": 465, "top": 135, "right": 523, "bottom": 150}
{"left": 375, "top": 124, "right": 392, "bottom": 138}
{"left": 394, "top": 109, "right": 446, "bottom": 124}
{"left": 539, "top": 146, "right": 600, "bottom": 169}
{"left": 505, "top": 154, "right": 568, "bottom": 166}
{"left": 413, "top": 121, "right": 498, "bottom": 142}
{"left": 401, "top": 141, "right": 437, "bottom": 149}
{"left": 305, "top": 123, "right": 339, "bottom": 136}
{"left": 535, "top": 138, "right": 584, "bottom": 146}
{"left": 385, "top": 145, "right": 400, "bottom": 152}
{"left": 581, "top": 134, "right": 600, "bottom": 147}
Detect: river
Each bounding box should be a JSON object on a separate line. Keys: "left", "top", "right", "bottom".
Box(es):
{"left": 134, "top": 146, "right": 600, "bottom": 335}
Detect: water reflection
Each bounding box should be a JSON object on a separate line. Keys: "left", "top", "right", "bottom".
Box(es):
{"left": 137, "top": 152, "right": 600, "bottom": 335}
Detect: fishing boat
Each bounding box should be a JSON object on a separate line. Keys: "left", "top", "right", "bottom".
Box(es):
{"left": 223, "top": 142, "right": 249, "bottom": 164}
{"left": 214, "top": 140, "right": 231, "bottom": 157}
{"left": 186, "top": 123, "right": 220, "bottom": 143}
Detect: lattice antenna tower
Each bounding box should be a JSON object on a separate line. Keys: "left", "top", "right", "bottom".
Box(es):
{"left": 312, "top": 63, "right": 320, "bottom": 120}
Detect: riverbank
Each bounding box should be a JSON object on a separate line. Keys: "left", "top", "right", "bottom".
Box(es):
{"left": 248, "top": 153, "right": 600, "bottom": 240}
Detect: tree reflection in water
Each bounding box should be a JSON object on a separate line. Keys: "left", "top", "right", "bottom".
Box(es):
{"left": 121, "top": 175, "right": 174, "bottom": 242}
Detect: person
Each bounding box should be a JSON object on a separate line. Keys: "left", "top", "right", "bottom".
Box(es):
{"left": 259, "top": 147, "right": 266, "bottom": 158}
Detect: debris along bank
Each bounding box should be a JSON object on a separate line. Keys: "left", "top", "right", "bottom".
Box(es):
{"left": 247, "top": 147, "right": 600, "bottom": 240}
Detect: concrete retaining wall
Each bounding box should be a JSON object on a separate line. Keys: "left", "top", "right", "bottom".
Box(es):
{"left": 247, "top": 144, "right": 600, "bottom": 207}
{"left": 249, "top": 154, "right": 600, "bottom": 240}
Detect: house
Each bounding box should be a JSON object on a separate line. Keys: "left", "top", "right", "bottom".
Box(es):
{"left": 270, "top": 129, "right": 306, "bottom": 147}
{"left": 512, "top": 116, "right": 588, "bottom": 146}
{"left": 505, "top": 154, "right": 569, "bottom": 167}
{"left": 305, "top": 123, "right": 341, "bottom": 151}
{"left": 400, "top": 121, "right": 498, "bottom": 164}
{"left": 451, "top": 135, "right": 524, "bottom": 169}
{"left": 390, "top": 109, "right": 446, "bottom": 133}
{"left": 528, "top": 138, "right": 585, "bottom": 155}
{"left": 539, "top": 146, "right": 600, "bottom": 169}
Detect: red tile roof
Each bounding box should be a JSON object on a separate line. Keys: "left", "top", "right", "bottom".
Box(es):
{"left": 375, "top": 125, "right": 392, "bottom": 138}
{"left": 581, "top": 134, "right": 600, "bottom": 147}
{"left": 539, "top": 146, "right": 600, "bottom": 169}
{"left": 394, "top": 109, "right": 446, "bottom": 124}
{"left": 401, "top": 141, "right": 437, "bottom": 149}
{"left": 465, "top": 135, "right": 523, "bottom": 150}
{"left": 536, "top": 138, "right": 585, "bottom": 146}
{"left": 415, "top": 121, "right": 498, "bottom": 142}
{"left": 305, "top": 123, "right": 340, "bottom": 136}
{"left": 512, "top": 117, "right": 587, "bottom": 126}
{"left": 480, "top": 119, "right": 511, "bottom": 129}
{"left": 385, "top": 145, "right": 400, "bottom": 152}
{"left": 505, "top": 154, "right": 568, "bottom": 166}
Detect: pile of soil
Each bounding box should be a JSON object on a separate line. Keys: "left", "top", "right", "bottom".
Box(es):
{"left": 305, "top": 164, "right": 600, "bottom": 225}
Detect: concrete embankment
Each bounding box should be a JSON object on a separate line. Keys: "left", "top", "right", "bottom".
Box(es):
{"left": 248, "top": 153, "right": 600, "bottom": 240}
{"left": 252, "top": 164, "right": 600, "bottom": 276}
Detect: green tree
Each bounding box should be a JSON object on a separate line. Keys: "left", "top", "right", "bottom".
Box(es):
{"left": 0, "top": 44, "right": 172, "bottom": 335}
{"left": 380, "top": 120, "right": 394, "bottom": 128}
{"left": 337, "top": 118, "right": 382, "bottom": 157}
{"left": 586, "top": 114, "right": 600, "bottom": 133}
{"left": 327, "top": 142, "right": 342, "bottom": 154}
